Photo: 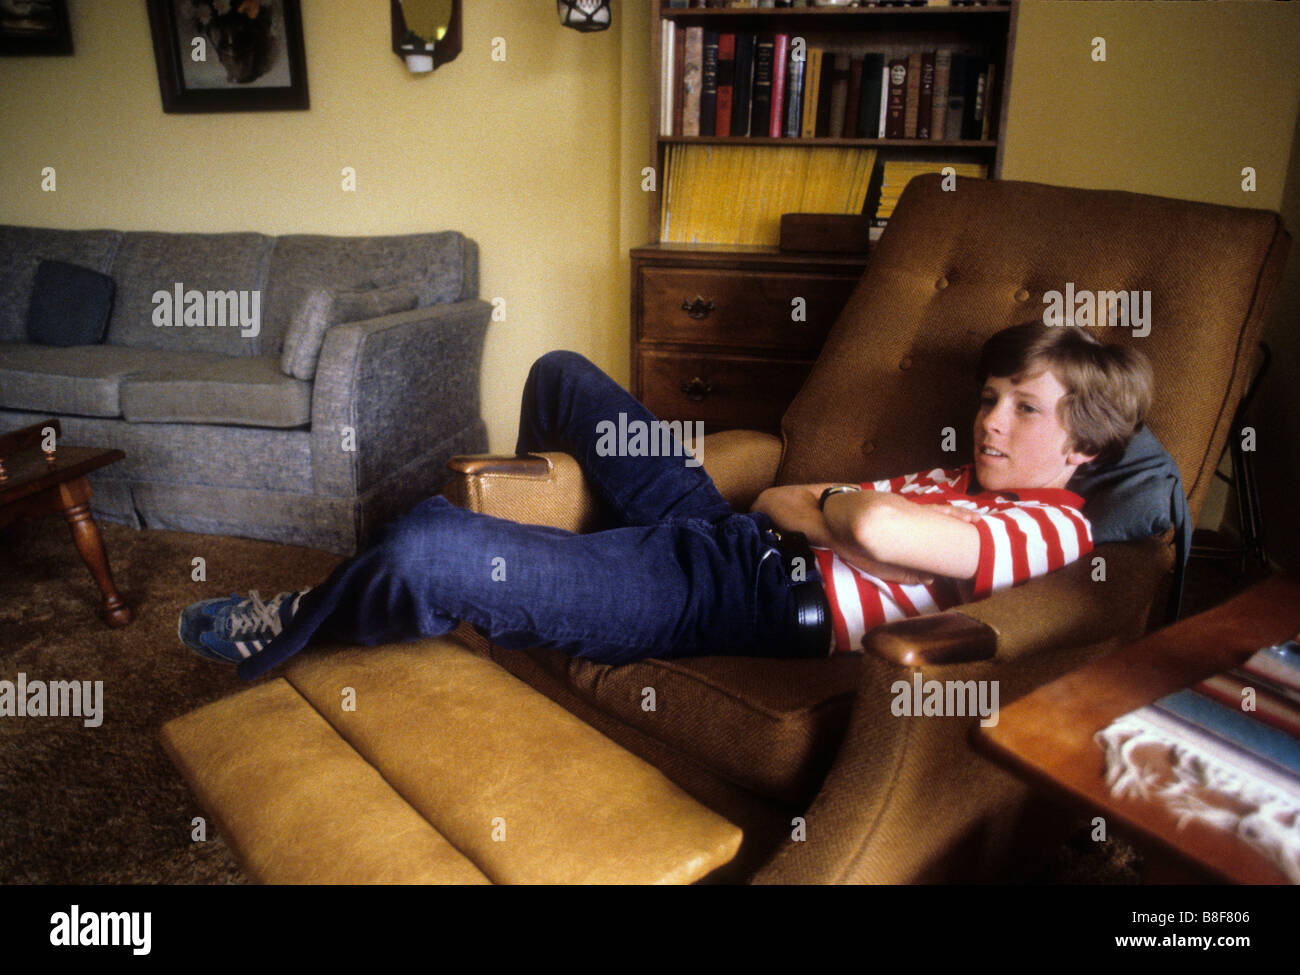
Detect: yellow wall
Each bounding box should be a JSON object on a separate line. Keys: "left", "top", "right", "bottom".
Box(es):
{"left": 0, "top": 0, "right": 631, "bottom": 453}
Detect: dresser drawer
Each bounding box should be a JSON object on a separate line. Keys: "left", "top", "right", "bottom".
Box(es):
{"left": 638, "top": 267, "right": 858, "bottom": 352}
{"left": 637, "top": 350, "right": 813, "bottom": 432}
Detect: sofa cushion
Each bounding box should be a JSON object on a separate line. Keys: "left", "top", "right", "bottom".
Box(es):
{"left": 485, "top": 645, "right": 863, "bottom": 805}
{"left": 261, "top": 232, "right": 478, "bottom": 356}
{"left": 280, "top": 286, "right": 419, "bottom": 381}
{"left": 0, "top": 226, "right": 122, "bottom": 343}
{"left": 104, "top": 231, "right": 274, "bottom": 357}
{"left": 120, "top": 354, "right": 311, "bottom": 427}
{"left": 26, "top": 260, "right": 116, "bottom": 347}
{"left": 0, "top": 341, "right": 227, "bottom": 418}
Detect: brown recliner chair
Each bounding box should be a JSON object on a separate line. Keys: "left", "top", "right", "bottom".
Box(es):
{"left": 163, "top": 175, "right": 1289, "bottom": 883}
{"left": 443, "top": 174, "right": 1289, "bottom": 882}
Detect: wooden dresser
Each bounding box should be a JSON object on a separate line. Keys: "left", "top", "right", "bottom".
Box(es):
{"left": 630, "top": 243, "right": 868, "bottom": 434}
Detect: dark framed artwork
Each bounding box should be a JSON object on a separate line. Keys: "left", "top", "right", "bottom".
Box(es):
{"left": 146, "top": 0, "right": 309, "bottom": 113}
{"left": 0, "top": 0, "right": 73, "bottom": 56}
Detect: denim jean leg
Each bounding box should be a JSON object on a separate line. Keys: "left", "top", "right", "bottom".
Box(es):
{"left": 515, "top": 350, "right": 732, "bottom": 525}
{"left": 238, "top": 495, "right": 790, "bottom": 679}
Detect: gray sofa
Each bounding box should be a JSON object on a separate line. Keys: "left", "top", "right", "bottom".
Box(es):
{"left": 0, "top": 225, "right": 490, "bottom": 555}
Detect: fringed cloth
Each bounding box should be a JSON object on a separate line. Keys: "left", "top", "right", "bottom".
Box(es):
{"left": 1096, "top": 640, "right": 1300, "bottom": 884}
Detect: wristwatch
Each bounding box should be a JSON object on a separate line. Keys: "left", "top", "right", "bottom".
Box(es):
{"left": 818, "top": 485, "right": 861, "bottom": 511}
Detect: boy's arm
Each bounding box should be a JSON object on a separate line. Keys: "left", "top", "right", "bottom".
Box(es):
{"left": 751, "top": 484, "right": 979, "bottom": 582}
{"left": 822, "top": 489, "right": 981, "bottom": 579}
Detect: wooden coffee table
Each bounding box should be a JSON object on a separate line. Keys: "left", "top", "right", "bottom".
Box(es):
{"left": 0, "top": 419, "right": 132, "bottom": 627}
{"left": 976, "top": 573, "right": 1300, "bottom": 884}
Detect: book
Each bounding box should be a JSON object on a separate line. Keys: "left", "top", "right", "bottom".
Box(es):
{"left": 904, "top": 52, "right": 921, "bottom": 138}
{"left": 944, "top": 51, "right": 966, "bottom": 141}
{"left": 750, "top": 35, "right": 775, "bottom": 139}
{"left": 930, "top": 50, "right": 951, "bottom": 141}
{"left": 826, "top": 52, "right": 851, "bottom": 138}
{"left": 884, "top": 57, "right": 907, "bottom": 139}
{"left": 673, "top": 25, "right": 687, "bottom": 136}
{"left": 715, "top": 33, "right": 736, "bottom": 136}
{"left": 878, "top": 63, "right": 889, "bottom": 137}
{"left": 800, "top": 47, "right": 823, "bottom": 139}
{"left": 962, "top": 55, "right": 987, "bottom": 140}
{"left": 682, "top": 26, "right": 704, "bottom": 137}
{"left": 700, "top": 30, "right": 720, "bottom": 137}
{"left": 659, "top": 20, "right": 674, "bottom": 137}
{"left": 768, "top": 33, "right": 789, "bottom": 138}
{"left": 732, "top": 34, "right": 756, "bottom": 137}
{"left": 783, "top": 43, "right": 806, "bottom": 138}
{"left": 916, "top": 51, "right": 935, "bottom": 139}
{"left": 857, "top": 52, "right": 884, "bottom": 139}
{"left": 981, "top": 61, "right": 996, "bottom": 140}
{"left": 843, "top": 53, "right": 864, "bottom": 138}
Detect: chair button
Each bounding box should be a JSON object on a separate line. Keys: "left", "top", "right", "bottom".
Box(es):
{"left": 936, "top": 276, "right": 949, "bottom": 290}
{"left": 863, "top": 440, "right": 875, "bottom": 454}
{"left": 1014, "top": 288, "right": 1030, "bottom": 302}
{"left": 899, "top": 356, "right": 912, "bottom": 370}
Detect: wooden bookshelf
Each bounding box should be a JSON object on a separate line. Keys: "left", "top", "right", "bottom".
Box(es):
{"left": 633, "top": 1, "right": 1018, "bottom": 431}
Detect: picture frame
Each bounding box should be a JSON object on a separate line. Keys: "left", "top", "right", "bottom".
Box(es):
{"left": 146, "top": 0, "right": 309, "bottom": 113}
{"left": 0, "top": 0, "right": 73, "bottom": 56}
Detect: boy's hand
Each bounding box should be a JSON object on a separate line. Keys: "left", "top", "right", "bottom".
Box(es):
{"left": 929, "top": 504, "right": 982, "bottom": 525}
{"left": 840, "top": 555, "right": 934, "bottom": 587}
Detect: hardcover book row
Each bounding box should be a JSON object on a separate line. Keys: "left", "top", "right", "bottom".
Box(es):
{"left": 660, "top": 28, "right": 999, "bottom": 143}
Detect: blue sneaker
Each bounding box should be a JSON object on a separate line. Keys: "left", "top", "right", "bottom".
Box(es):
{"left": 178, "top": 589, "right": 308, "bottom": 664}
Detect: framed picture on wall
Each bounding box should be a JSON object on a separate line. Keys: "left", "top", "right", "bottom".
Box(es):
{"left": 146, "top": 0, "right": 309, "bottom": 112}
{"left": 0, "top": 0, "right": 73, "bottom": 56}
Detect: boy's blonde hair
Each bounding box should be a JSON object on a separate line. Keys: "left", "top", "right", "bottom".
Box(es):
{"left": 977, "top": 322, "right": 1154, "bottom": 466}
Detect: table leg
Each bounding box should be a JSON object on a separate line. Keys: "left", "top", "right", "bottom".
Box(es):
{"left": 58, "top": 478, "right": 132, "bottom": 627}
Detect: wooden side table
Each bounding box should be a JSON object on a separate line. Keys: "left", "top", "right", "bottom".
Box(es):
{"left": 0, "top": 419, "right": 132, "bottom": 627}
{"left": 976, "top": 573, "right": 1300, "bottom": 884}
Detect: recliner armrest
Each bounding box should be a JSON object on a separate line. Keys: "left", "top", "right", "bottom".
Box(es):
{"left": 864, "top": 534, "right": 1174, "bottom": 666}
{"left": 444, "top": 429, "right": 784, "bottom": 530}
{"left": 444, "top": 451, "right": 608, "bottom": 533}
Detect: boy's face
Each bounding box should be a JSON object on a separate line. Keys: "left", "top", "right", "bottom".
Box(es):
{"left": 974, "top": 368, "right": 1096, "bottom": 492}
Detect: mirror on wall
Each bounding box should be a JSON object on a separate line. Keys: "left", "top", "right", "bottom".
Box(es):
{"left": 392, "top": 0, "right": 461, "bottom": 73}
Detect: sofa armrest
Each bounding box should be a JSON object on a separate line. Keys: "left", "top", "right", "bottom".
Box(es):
{"left": 444, "top": 452, "right": 610, "bottom": 534}
{"left": 310, "top": 300, "right": 491, "bottom": 497}
{"left": 864, "top": 534, "right": 1174, "bottom": 667}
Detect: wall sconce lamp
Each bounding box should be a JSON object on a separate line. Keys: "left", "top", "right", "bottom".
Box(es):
{"left": 392, "top": 0, "right": 462, "bottom": 73}
{"left": 557, "top": 0, "right": 611, "bottom": 33}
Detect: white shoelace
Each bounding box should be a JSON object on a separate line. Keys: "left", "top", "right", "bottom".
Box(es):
{"left": 225, "top": 590, "right": 296, "bottom": 638}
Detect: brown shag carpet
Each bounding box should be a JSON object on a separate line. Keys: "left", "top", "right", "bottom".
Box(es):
{"left": 0, "top": 511, "right": 1264, "bottom": 885}
{"left": 0, "top": 516, "right": 341, "bottom": 884}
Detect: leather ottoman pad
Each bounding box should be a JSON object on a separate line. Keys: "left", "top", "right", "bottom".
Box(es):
{"left": 160, "top": 679, "right": 489, "bottom": 884}
{"left": 283, "top": 638, "right": 743, "bottom": 884}
{"left": 488, "top": 646, "right": 864, "bottom": 805}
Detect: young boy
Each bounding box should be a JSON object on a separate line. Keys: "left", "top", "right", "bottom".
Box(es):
{"left": 178, "top": 321, "right": 1152, "bottom": 678}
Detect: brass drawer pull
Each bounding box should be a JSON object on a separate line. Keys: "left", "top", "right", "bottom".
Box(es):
{"left": 681, "top": 296, "right": 714, "bottom": 320}
{"left": 680, "top": 376, "right": 713, "bottom": 401}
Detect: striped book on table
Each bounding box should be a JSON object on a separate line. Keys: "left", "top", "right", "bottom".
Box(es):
{"left": 1095, "top": 638, "right": 1300, "bottom": 883}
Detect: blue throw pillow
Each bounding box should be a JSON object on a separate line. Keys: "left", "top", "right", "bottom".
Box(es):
{"left": 1067, "top": 425, "right": 1191, "bottom": 620}
{"left": 25, "top": 259, "right": 116, "bottom": 346}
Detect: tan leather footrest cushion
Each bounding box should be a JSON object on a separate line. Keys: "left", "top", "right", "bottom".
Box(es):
{"left": 160, "top": 679, "right": 490, "bottom": 884}
{"left": 280, "top": 638, "right": 742, "bottom": 883}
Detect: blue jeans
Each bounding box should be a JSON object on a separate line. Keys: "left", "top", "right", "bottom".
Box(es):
{"left": 237, "top": 351, "right": 804, "bottom": 680}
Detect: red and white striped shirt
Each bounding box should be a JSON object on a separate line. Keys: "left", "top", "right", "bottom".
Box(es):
{"left": 812, "top": 466, "right": 1092, "bottom": 654}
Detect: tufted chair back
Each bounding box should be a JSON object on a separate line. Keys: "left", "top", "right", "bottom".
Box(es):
{"left": 778, "top": 174, "right": 1290, "bottom": 521}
